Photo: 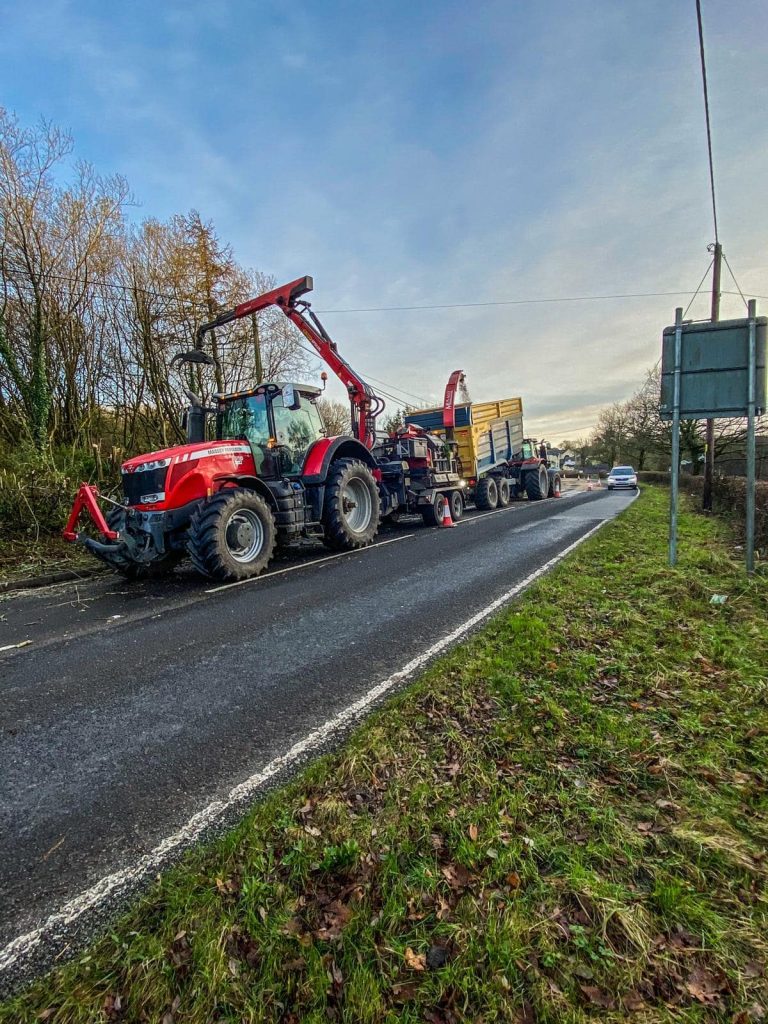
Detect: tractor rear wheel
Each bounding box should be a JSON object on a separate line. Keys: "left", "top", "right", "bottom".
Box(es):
{"left": 323, "top": 459, "right": 380, "bottom": 551}
{"left": 475, "top": 475, "right": 498, "bottom": 511}
{"left": 106, "top": 509, "right": 182, "bottom": 580}
{"left": 524, "top": 464, "right": 549, "bottom": 501}
{"left": 187, "top": 488, "right": 276, "bottom": 580}
{"left": 496, "top": 477, "right": 511, "bottom": 507}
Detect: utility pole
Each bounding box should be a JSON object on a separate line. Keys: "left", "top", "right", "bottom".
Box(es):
{"left": 251, "top": 314, "right": 263, "bottom": 384}
{"left": 703, "top": 241, "right": 722, "bottom": 511}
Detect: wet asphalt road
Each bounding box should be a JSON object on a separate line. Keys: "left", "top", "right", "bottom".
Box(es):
{"left": 0, "top": 487, "right": 636, "bottom": 986}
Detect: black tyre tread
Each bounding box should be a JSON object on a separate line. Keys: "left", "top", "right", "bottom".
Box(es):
{"left": 323, "top": 458, "right": 380, "bottom": 551}
{"left": 475, "top": 476, "right": 498, "bottom": 511}
{"left": 449, "top": 489, "right": 464, "bottom": 521}
{"left": 496, "top": 477, "right": 511, "bottom": 507}
{"left": 187, "top": 488, "right": 276, "bottom": 580}
{"left": 524, "top": 465, "right": 548, "bottom": 501}
{"left": 421, "top": 492, "right": 447, "bottom": 527}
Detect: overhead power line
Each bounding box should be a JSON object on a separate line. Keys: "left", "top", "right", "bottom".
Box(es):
{"left": 696, "top": 0, "right": 719, "bottom": 243}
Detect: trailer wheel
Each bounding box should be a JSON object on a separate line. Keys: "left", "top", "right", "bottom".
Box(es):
{"left": 496, "top": 477, "right": 511, "bottom": 507}
{"left": 421, "top": 492, "right": 446, "bottom": 527}
{"left": 524, "top": 464, "right": 549, "bottom": 501}
{"left": 106, "top": 509, "right": 182, "bottom": 580}
{"left": 548, "top": 473, "right": 562, "bottom": 498}
{"left": 449, "top": 489, "right": 464, "bottom": 522}
{"left": 475, "top": 476, "right": 498, "bottom": 511}
{"left": 323, "top": 458, "right": 380, "bottom": 551}
{"left": 187, "top": 488, "right": 276, "bottom": 580}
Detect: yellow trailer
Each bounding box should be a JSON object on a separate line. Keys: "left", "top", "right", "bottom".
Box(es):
{"left": 404, "top": 397, "right": 524, "bottom": 479}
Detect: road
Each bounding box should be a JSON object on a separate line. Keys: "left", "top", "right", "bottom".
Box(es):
{"left": 0, "top": 487, "right": 636, "bottom": 988}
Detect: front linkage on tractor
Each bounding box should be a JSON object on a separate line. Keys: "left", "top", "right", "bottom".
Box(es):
{"left": 63, "top": 276, "right": 468, "bottom": 582}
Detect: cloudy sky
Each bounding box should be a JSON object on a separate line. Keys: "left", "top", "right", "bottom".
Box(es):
{"left": 1, "top": 0, "right": 766, "bottom": 440}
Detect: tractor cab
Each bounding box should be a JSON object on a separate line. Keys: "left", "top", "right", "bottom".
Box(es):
{"left": 216, "top": 382, "right": 324, "bottom": 478}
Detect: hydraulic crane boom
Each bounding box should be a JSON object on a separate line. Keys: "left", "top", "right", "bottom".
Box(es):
{"left": 191, "top": 276, "right": 385, "bottom": 448}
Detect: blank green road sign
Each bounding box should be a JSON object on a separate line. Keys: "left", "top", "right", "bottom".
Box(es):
{"left": 660, "top": 316, "right": 767, "bottom": 420}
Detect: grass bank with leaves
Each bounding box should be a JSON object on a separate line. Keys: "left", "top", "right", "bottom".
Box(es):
{"left": 3, "top": 486, "right": 767, "bottom": 1023}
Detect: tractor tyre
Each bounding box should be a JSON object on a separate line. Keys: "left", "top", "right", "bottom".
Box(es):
{"left": 106, "top": 509, "right": 182, "bottom": 581}
{"left": 186, "top": 488, "right": 276, "bottom": 581}
{"left": 323, "top": 458, "right": 380, "bottom": 551}
{"left": 548, "top": 473, "right": 562, "bottom": 498}
{"left": 496, "top": 477, "right": 511, "bottom": 507}
{"left": 524, "top": 464, "right": 549, "bottom": 501}
{"left": 449, "top": 489, "right": 464, "bottom": 522}
{"left": 475, "top": 475, "right": 498, "bottom": 511}
{"left": 421, "top": 492, "right": 447, "bottom": 527}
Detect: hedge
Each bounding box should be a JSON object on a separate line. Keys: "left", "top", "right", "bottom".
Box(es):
{"left": 637, "top": 471, "right": 768, "bottom": 554}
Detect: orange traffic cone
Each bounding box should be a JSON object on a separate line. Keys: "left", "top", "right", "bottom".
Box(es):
{"left": 440, "top": 499, "right": 456, "bottom": 528}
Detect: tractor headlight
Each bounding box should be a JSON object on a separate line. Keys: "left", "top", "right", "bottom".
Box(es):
{"left": 127, "top": 457, "right": 172, "bottom": 474}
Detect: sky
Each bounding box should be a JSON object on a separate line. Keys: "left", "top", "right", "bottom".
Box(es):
{"left": 1, "top": 0, "right": 767, "bottom": 441}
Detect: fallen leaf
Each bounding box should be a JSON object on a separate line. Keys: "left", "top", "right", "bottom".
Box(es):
{"left": 579, "top": 984, "right": 615, "bottom": 1009}
{"left": 623, "top": 990, "right": 646, "bottom": 1011}
{"left": 744, "top": 961, "right": 764, "bottom": 979}
{"left": 330, "top": 960, "right": 343, "bottom": 985}
{"left": 468, "top": 823, "right": 478, "bottom": 841}
{"left": 405, "top": 947, "right": 427, "bottom": 971}
{"left": 506, "top": 871, "right": 521, "bottom": 889}
{"left": 685, "top": 965, "right": 728, "bottom": 1004}
{"left": 440, "top": 863, "right": 473, "bottom": 890}
{"left": 315, "top": 900, "right": 352, "bottom": 941}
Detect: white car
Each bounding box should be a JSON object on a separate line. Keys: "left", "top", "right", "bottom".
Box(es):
{"left": 607, "top": 466, "right": 638, "bottom": 490}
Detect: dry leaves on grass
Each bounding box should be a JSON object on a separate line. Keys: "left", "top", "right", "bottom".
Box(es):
{"left": 404, "top": 947, "right": 427, "bottom": 971}
{"left": 440, "top": 862, "right": 473, "bottom": 890}
{"left": 684, "top": 965, "right": 730, "bottom": 1006}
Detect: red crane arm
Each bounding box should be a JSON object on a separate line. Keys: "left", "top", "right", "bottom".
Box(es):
{"left": 443, "top": 369, "right": 466, "bottom": 430}
{"left": 194, "top": 276, "right": 384, "bottom": 448}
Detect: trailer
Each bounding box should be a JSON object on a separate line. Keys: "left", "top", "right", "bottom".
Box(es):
{"left": 405, "top": 382, "right": 561, "bottom": 510}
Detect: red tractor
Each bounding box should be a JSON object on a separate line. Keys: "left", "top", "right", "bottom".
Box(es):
{"left": 63, "top": 277, "right": 386, "bottom": 581}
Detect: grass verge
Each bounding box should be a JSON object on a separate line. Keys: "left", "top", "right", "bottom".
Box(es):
{"left": 2, "top": 486, "right": 767, "bottom": 1023}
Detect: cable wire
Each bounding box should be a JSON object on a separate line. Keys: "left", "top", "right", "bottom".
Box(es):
{"left": 696, "top": 0, "right": 719, "bottom": 243}
{"left": 682, "top": 257, "right": 714, "bottom": 318}
{"left": 722, "top": 253, "right": 749, "bottom": 310}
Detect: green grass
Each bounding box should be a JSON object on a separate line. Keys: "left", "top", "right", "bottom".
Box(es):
{"left": 2, "top": 486, "right": 767, "bottom": 1022}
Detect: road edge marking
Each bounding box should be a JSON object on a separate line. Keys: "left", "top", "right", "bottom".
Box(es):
{"left": 0, "top": 518, "right": 608, "bottom": 975}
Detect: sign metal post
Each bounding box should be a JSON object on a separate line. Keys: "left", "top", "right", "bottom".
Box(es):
{"left": 669, "top": 307, "right": 683, "bottom": 567}
{"left": 746, "top": 299, "right": 757, "bottom": 573}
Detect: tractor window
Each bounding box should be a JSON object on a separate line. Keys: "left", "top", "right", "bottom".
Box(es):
{"left": 218, "top": 395, "right": 272, "bottom": 474}
{"left": 271, "top": 392, "right": 324, "bottom": 475}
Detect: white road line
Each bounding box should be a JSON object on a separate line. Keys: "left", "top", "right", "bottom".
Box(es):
{"left": 204, "top": 534, "right": 415, "bottom": 594}
{"left": 0, "top": 517, "right": 609, "bottom": 975}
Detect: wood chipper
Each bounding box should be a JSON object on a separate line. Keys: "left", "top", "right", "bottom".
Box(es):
{"left": 404, "top": 371, "right": 562, "bottom": 509}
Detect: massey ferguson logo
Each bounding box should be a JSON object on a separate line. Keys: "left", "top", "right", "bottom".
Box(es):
{"left": 233, "top": 455, "right": 244, "bottom": 467}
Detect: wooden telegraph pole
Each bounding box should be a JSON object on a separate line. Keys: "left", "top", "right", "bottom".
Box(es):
{"left": 703, "top": 241, "right": 722, "bottom": 511}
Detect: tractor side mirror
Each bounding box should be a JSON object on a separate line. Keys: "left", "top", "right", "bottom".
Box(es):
{"left": 282, "top": 384, "right": 301, "bottom": 411}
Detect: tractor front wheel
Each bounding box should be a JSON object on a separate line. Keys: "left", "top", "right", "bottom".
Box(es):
{"left": 323, "top": 459, "right": 380, "bottom": 551}
{"left": 187, "top": 488, "right": 276, "bottom": 581}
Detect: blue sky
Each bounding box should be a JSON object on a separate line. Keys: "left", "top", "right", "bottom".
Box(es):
{"left": 2, "top": 0, "right": 767, "bottom": 438}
